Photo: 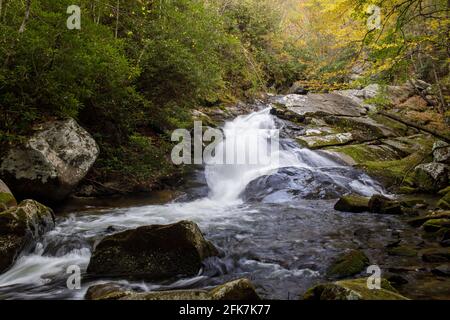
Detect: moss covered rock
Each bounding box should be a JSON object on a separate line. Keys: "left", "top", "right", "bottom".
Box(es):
{"left": 413, "top": 162, "right": 449, "bottom": 192}
{"left": 387, "top": 246, "right": 418, "bottom": 257}
{"left": 87, "top": 220, "right": 219, "bottom": 280}
{"left": 422, "top": 219, "right": 450, "bottom": 233}
{"left": 327, "top": 250, "right": 370, "bottom": 278}
{"left": 0, "top": 179, "right": 16, "bottom": 211}
{"left": 303, "top": 278, "right": 408, "bottom": 300}
{"left": 368, "top": 195, "right": 403, "bottom": 215}
{"left": 334, "top": 195, "right": 370, "bottom": 213}
{"left": 86, "top": 278, "right": 260, "bottom": 301}
{"left": 438, "top": 192, "right": 450, "bottom": 210}
{"left": 407, "top": 211, "right": 450, "bottom": 227}
{"left": 0, "top": 200, "right": 55, "bottom": 273}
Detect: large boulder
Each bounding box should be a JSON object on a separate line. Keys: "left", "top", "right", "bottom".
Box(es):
{"left": 303, "top": 278, "right": 408, "bottom": 300}
{"left": 87, "top": 220, "right": 219, "bottom": 280}
{"left": 0, "top": 200, "right": 55, "bottom": 273}
{"left": 0, "top": 119, "right": 99, "bottom": 203}
{"left": 86, "top": 278, "right": 260, "bottom": 301}
{"left": 433, "top": 141, "right": 450, "bottom": 164}
{"left": 327, "top": 250, "right": 370, "bottom": 278}
{"left": 413, "top": 162, "right": 449, "bottom": 192}
{"left": 368, "top": 195, "right": 403, "bottom": 215}
{"left": 270, "top": 93, "right": 367, "bottom": 118}
{"left": 0, "top": 179, "right": 16, "bottom": 211}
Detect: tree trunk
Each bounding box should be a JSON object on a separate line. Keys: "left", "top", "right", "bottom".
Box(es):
{"left": 19, "top": 0, "right": 32, "bottom": 33}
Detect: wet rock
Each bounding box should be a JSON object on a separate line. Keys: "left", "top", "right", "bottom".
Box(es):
{"left": 422, "top": 219, "right": 450, "bottom": 233}
{"left": 421, "top": 248, "right": 450, "bottom": 262}
{"left": 270, "top": 104, "right": 305, "bottom": 123}
{"left": 296, "top": 133, "right": 354, "bottom": 149}
{"left": 407, "top": 211, "right": 450, "bottom": 227}
{"left": 432, "top": 264, "right": 450, "bottom": 277}
{"left": 327, "top": 250, "right": 370, "bottom": 278}
{"left": 0, "top": 119, "right": 99, "bottom": 203}
{"left": 87, "top": 220, "right": 219, "bottom": 280}
{"left": 0, "top": 200, "right": 55, "bottom": 273}
{"left": 387, "top": 246, "right": 418, "bottom": 257}
{"left": 303, "top": 278, "right": 408, "bottom": 300}
{"left": 368, "top": 195, "right": 403, "bottom": 215}
{"left": 324, "top": 116, "right": 397, "bottom": 140}
{"left": 0, "top": 179, "right": 16, "bottom": 211}
{"left": 86, "top": 278, "right": 260, "bottom": 301}
{"left": 385, "top": 274, "right": 409, "bottom": 286}
{"left": 334, "top": 195, "right": 370, "bottom": 213}
{"left": 413, "top": 163, "right": 449, "bottom": 192}
{"left": 433, "top": 141, "right": 450, "bottom": 164}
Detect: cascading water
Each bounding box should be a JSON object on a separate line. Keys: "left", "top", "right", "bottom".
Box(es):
{"left": 0, "top": 105, "right": 403, "bottom": 300}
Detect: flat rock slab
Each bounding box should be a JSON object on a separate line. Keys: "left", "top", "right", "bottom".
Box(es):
{"left": 271, "top": 93, "right": 367, "bottom": 117}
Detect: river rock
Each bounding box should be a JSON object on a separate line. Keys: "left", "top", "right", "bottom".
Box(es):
{"left": 327, "top": 250, "right": 370, "bottom": 278}
{"left": 422, "top": 219, "right": 450, "bottom": 233}
{"left": 334, "top": 195, "right": 370, "bottom": 213}
{"left": 87, "top": 220, "right": 219, "bottom": 280}
{"left": 368, "top": 195, "right": 403, "bottom": 215}
{"left": 0, "top": 119, "right": 99, "bottom": 203}
{"left": 0, "top": 179, "right": 16, "bottom": 211}
{"left": 438, "top": 191, "right": 450, "bottom": 210}
{"left": 303, "top": 278, "right": 408, "bottom": 300}
{"left": 85, "top": 278, "right": 260, "bottom": 300}
{"left": 413, "top": 162, "right": 449, "bottom": 192}
{"left": 433, "top": 141, "right": 450, "bottom": 164}
{"left": 432, "top": 264, "right": 450, "bottom": 277}
{"left": 0, "top": 200, "right": 55, "bottom": 273}
{"left": 421, "top": 248, "right": 450, "bottom": 262}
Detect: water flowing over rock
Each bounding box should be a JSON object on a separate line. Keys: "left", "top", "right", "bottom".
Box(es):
{"left": 85, "top": 278, "right": 260, "bottom": 300}
{"left": 0, "top": 119, "right": 99, "bottom": 203}
{"left": 87, "top": 220, "right": 219, "bottom": 280}
{"left": 0, "top": 200, "right": 54, "bottom": 273}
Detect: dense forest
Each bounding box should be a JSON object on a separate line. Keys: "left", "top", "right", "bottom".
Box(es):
{"left": 1, "top": 0, "right": 448, "bottom": 191}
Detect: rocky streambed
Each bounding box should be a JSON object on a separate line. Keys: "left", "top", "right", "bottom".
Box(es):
{"left": 0, "top": 83, "right": 449, "bottom": 300}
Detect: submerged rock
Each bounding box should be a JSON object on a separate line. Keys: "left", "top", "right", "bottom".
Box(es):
{"left": 0, "top": 179, "right": 16, "bottom": 211}
{"left": 86, "top": 278, "right": 260, "bottom": 300}
{"left": 421, "top": 248, "right": 450, "bottom": 262}
{"left": 327, "top": 250, "right": 370, "bottom": 278}
{"left": 303, "top": 278, "right": 408, "bottom": 300}
{"left": 87, "top": 220, "right": 219, "bottom": 280}
{"left": 0, "top": 119, "right": 99, "bottom": 203}
{"left": 334, "top": 195, "right": 370, "bottom": 213}
{"left": 0, "top": 200, "right": 54, "bottom": 273}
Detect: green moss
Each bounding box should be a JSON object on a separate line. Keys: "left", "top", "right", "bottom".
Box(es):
{"left": 369, "top": 114, "right": 409, "bottom": 136}
{"left": 422, "top": 219, "right": 450, "bottom": 233}
{"left": 334, "top": 195, "right": 370, "bottom": 213}
{"left": 303, "top": 278, "right": 408, "bottom": 300}
{"left": 438, "top": 192, "right": 450, "bottom": 210}
{"left": 327, "top": 250, "right": 370, "bottom": 278}
{"left": 0, "top": 192, "right": 17, "bottom": 211}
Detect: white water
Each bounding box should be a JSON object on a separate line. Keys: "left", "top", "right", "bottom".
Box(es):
{"left": 0, "top": 106, "right": 388, "bottom": 299}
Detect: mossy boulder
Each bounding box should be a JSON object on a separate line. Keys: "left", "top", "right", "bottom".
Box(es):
{"left": 421, "top": 248, "right": 450, "bottom": 262}
{"left": 334, "top": 195, "right": 370, "bottom": 213}
{"left": 303, "top": 278, "right": 408, "bottom": 300}
{"left": 86, "top": 278, "right": 260, "bottom": 301}
{"left": 422, "top": 219, "right": 450, "bottom": 233}
{"left": 413, "top": 162, "right": 449, "bottom": 192}
{"left": 0, "top": 200, "right": 55, "bottom": 273}
{"left": 87, "top": 220, "right": 219, "bottom": 280}
{"left": 433, "top": 141, "right": 450, "bottom": 164}
{"left": 0, "top": 179, "right": 16, "bottom": 211}
{"left": 327, "top": 250, "right": 370, "bottom": 278}
{"left": 368, "top": 195, "right": 403, "bottom": 215}
{"left": 407, "top": 211, "right": 450, "bottom": 227}
{"left": 296, "top": 133, "right": 354, "bottom": 149}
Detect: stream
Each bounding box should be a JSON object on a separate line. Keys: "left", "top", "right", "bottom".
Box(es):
{"left": 0, "top": 107, "right": 422, "bottom": 300}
